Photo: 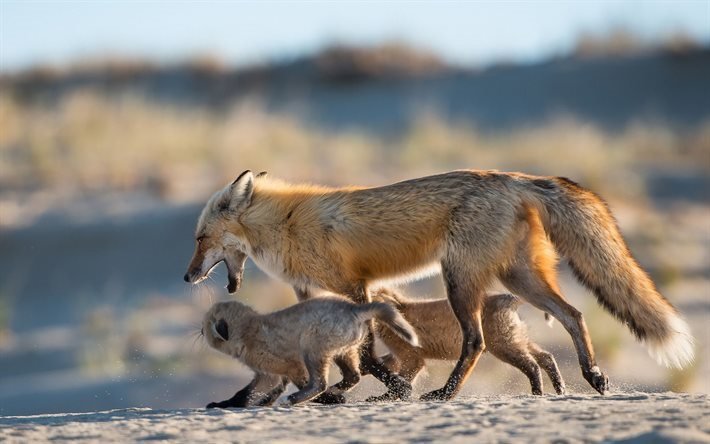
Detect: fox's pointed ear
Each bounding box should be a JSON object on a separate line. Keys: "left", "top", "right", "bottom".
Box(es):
{"left": 213, "top": 318, "right": 229, "bottom": 341}
{"left": 256, "top": 171, "right": 268, "bottom": 178}
{"left": 217, "top": 170, "right": 254, "bottom": 212}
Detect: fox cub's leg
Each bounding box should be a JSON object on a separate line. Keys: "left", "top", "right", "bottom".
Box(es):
{"left": 349, "top": 283, "right": 413, "bottom": 401}
{"left": 366, "top": 352, "right": 425, "bottom": 402}
{"left": 286, "top": 353, "right": 330, "bottom": 406}
{"left": 206, "top": 373, "right": 283, "bottom": 409}
{"left": 491, "top": 348, "right": 545, "bottom": 395}
{"left": 312, "top": 352, "right": 361, "bottom": 405}
{"left": 529, "top": 343, "right": 566, "bottom": 395}
{"left": 323, "top": 349, "right": 362, "bottom": 396}
{"left": 252, "top": 377, "right": 290, "bottom": 406}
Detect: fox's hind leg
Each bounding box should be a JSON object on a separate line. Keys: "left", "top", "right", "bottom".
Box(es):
{"left": 499, "top": 217, "right": 608, "bottom": 394}
{"left": 529, "top": 343, "right": 566, "bottom": 395}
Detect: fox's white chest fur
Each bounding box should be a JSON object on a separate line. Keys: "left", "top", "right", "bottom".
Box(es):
{"left": 245, "top": 242, "right": 314, "bottom": 289}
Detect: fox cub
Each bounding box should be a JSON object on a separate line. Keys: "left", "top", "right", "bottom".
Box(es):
{"left": 202, "top": 295, "right": 418, "bottom": 408}
{"left": 372, "top": 288, "right": 566, "bottom": 397}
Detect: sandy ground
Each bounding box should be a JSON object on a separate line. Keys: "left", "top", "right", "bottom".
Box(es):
{"left": 1, "top": 392, "right": 708, "bottom": 443}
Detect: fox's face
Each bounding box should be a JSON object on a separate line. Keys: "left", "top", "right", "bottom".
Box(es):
{"left": 184, "top": 170, "right": 257, "bottom": 293}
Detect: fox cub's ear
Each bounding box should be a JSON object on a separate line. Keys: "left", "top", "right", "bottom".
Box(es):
{"left": 218, "top": 170, "right": 254, "bottom": 212}
{"left": 256, "top": 171, "right": 268, "bottom": 178}
{"left": 214, "top": 318, "right": 229, "bottom": 341}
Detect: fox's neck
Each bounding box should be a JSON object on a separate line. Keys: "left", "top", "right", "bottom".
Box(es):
{"left": 233, "top": 184, "right": 331, "bottom": 252}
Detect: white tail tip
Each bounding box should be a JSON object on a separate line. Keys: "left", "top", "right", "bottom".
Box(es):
{"left": 646, "top": 314, "right": 695, "bottom": 369}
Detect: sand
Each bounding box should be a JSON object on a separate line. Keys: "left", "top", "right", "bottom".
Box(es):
{"left": 1, "top": 392, "right": 708, "bottom": 443}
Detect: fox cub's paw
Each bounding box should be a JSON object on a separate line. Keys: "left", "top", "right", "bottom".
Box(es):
{"left": 312, "top": 392, "right": 347, "bottom": 405}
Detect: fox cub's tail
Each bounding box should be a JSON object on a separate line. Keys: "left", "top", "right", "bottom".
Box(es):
{"left": 356, "top": 302, "right": 419, "bottom": 347}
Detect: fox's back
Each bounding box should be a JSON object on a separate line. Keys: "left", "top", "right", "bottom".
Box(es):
{"left": 264, "top": 296, "right": 366, "bottom": 347}
{"left": 309, "top": 170, "right": 517, "bottom": 281}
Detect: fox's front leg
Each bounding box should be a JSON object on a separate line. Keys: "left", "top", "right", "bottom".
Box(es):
{"left": 421, "top": 266, "right": 486, "bottom": 401}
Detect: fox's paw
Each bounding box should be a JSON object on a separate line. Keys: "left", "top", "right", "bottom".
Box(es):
{"left": 273, "top": 398, "right": 293, "bottom": 408}
{"left": 206, "top": 400, "right": 234, "bottom": 409}
{"left": 584, "top": 366, "right": 609, "bottom": 395}
{"left": 420, "top": 387, "right": 455, "bottom": 402}
{"left": 312, "top": 392, "right": 346, "bottom": 405}
{"left": 386, "top": 375, "right": 412, "bottom": 400}
{"left": 365, "top": 390, "right": 404, "bottom": 403}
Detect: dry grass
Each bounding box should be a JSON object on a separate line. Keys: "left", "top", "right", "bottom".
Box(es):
{"left": 1, "top": 91, "right": 708, "bottom": 207}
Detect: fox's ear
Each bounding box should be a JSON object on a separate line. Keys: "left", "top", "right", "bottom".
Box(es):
{"left": 213, "top": 318, "right": 229, "bottom": 341}
{"left": 256, "top": 171, "right": 268, "bottom": 178}
{"left": 218, "top": 170, "right": 254, "bottom": 212}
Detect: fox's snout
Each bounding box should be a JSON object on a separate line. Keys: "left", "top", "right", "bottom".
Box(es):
{"left": 184, "top": 266, "right": 206, "bottom": 284}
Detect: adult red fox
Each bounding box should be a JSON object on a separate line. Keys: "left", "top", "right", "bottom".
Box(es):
{"left": 185, "top": 170, "right": 694, "bottom": 400}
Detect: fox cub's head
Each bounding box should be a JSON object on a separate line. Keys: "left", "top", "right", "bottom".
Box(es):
{"left": 184, "top": 170, "right": 265, "bottom": 293}
{"left": 202, "top": 302, "right": 234, "bottom": 354}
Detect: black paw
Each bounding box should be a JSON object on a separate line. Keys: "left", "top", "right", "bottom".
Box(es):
{"left": 206, "top": 400, "right": 243, "bottom": 409}
{"left": 312, "top": 392, "right": 347, "bottom": 405}
{"left": 365, "top": 391, "right": 403, "bottom": 403}
{"left": 420, "top": 387, "right": 454, "bottom": 402}
{"left": 584, "top": 367, "right": 609, "bottom": 395}
{"left": 387, "top": 375, "right": 412, "bottom": 400}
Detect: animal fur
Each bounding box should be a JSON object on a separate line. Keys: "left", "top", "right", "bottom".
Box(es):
{"left": 371, "top": 288, "right": 566, "bottom": 397}
{"left": 202, "top": 296, "right": 418, "bottom": 408}
{"left": 185, "top": 170, "right": 694, "bottom": 400}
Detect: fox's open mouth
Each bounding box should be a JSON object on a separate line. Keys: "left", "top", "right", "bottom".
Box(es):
{"left": 202, "top": 260, "right": 223, "bottom": 281}
{"left": 187, "top": 260, "right": 223, "bottom": 284}
{"left": 188, "top": 258, "right": 243, "bottom": 293}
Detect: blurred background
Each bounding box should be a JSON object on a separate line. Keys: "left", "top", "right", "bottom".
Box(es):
{"left": 0, "top": 1, "right": 708, "bottom": 415}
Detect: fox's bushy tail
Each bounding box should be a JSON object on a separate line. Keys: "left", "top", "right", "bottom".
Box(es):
{"left": 525, "top": 176, "right": 694, "bottom": 369}
{"left": 356, "top": 302, "right": 419, "bottom": 347}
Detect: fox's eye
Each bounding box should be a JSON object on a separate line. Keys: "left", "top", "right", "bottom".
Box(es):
{"left": 196, "top": 236, "right": 205, "bottom": 244}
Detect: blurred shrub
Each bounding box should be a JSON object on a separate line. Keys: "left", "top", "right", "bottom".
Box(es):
{"left": 573, "top": 27, "right": 702, "bottom": 58}
{"left": 316, "top": 42, "right": 447, "bottom": 81}
{"left": 0, "top": 91, "right": 708, "bottom": 206}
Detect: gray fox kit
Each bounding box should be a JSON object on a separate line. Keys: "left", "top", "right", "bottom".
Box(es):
{"left": 202, "top": 296, "right": 418, "bottom": 407}
{"left": 372, "top": 288, "right": 565, "bottom": 399}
